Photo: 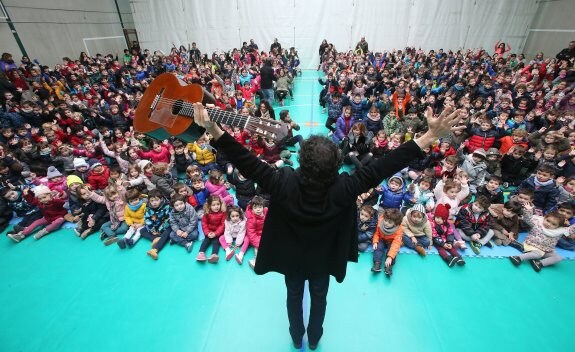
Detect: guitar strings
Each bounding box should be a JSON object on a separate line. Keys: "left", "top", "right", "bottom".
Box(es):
{"left": 152, "top": 97, "right": 284, "bottom": 131}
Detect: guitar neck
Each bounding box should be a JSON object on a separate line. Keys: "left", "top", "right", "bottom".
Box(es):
{"left": 179, "top": 102, "right": 248, "bottom": 129}
{"left": 179, "top": 102, "right": 282, "bottom": 140}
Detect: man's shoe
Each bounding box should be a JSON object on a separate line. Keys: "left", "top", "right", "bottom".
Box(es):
{"left": 293, "top": 340, "right": 302, "bottom": 349}
{"left": 309, "top": 342, "right": 318, "bottom": 350}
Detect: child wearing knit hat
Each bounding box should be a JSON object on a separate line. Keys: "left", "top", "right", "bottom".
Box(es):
{"left": 401, "top": 204, "right": 432, "bottom": 256}
{"left": 11, "top": 185, "right": 67, "bottom": 241}
{"left": 430, "top": 204, "right": 465, "bottom": 267}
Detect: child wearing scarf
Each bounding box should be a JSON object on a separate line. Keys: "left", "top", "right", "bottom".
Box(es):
{"left": 371, "top": 208, "right": 404, "bottom": 277}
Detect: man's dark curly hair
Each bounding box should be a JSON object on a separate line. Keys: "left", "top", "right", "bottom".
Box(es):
{"left": 298, "top": 135, "right": 341, "bottom": 186}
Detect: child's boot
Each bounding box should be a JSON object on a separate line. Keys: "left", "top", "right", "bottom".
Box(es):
{"left": 117, "top": 238, "right": 127, "bottom": 249}
{"left": 80, "top": 229, "right": 92, "bottom": 240}
{"left": 456, "top": 256, "right": 466, "bottom": 266}
{"left": 530, "top": 259, "right": 543, "bottom": 272}
{"left": 509, "top": 256, "right": 521, "bottom": 266}
{"left": 235, "top": 252, "right": 244, "bottom": 265}
{"left": 104, "top": 235, "right": 119, "bottom": 246}
{"left": 414, "top": 245, "right": 426, "bottom": 256}
{"left": 509, "top": 240, "right": 524, "bottom": 252}
{"left": 34, "top": 229, "right": 48, "bottom": 240}
{"left": 469, "top": 241, "right": 482, "bottom": 254}
{"left": 445, "top": 255, "right": 456, "bottom": 267}
{"left": 371, "top": 261, "right": 382, "bottom": 272}
{"left": 383, "top": 265, "right": 393, "bottom": 277}
{"left": 147, "top": 248, "right": 159, "bottom": 260}
{"left": 196, "top": 252, "right": 207, "bottom": 262}
{"left": 225, "top": 247, "right": 235, "bottom": 261}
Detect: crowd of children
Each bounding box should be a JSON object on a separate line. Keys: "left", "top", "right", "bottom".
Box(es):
{"left": 318, "top": 40, "right": 575, "bottom": 275}
{"left": 1, "top": 37, "right": 575, "bottom": 276}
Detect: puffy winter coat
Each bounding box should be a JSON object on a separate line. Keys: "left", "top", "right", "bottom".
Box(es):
{"left": 201, "top": 211, "right": 226, "bottom": 236}
{"left": 87, "top": 167, "right": 110, "bottom": 191}
{"left": 465, "top": 127, "right": 502, "bottom": 153}
{"left": 144, "top": 201, "right": 171, "bottom": 234}
{"left": 514, "top": 176, "right": 560, "bottom": 213}
{"left": 91, "top": 189, "right": 125, "bottom": 228}
{"left": 454, "top": 203, "right": 491, "bottom": 237}
{"left": 223, "top": 218, "right": 247, "bottom": 245}
{"left": 246, "top": 205, "right": 268, "bottom": 248}
{"left": 169, "top": 203, "right": 198, "bottom": 234}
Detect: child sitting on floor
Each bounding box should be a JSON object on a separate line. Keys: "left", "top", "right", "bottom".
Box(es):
{"left": 401, "top": 204, "right": 432, "bottom": 256}
{"left": 509, "top": 202, "right": 575, "bottom": 272}
{"left": 118, "top": 188, "right": 146, "bottom": 250}
{"left": 371, "top": 208, "right": 403, "bottom": 277}
{"left": 220, "top": 205, "right": 247, "bottom": 262}
{"left": 488, "top": 199, "right": 524, "bottom": 250}
{"left": 454, "top": 195, "right": 494, "bottom": 254}
{"left": 141, "top": 189, "right": 171, "bottom": 260}
{"left": 431, "top": 204, "right": 466, "bottom": 267}
{"left": 357, "top": 205, "right": 378, "bottom": 252}
{"left": 243, "top": 196, "right": 268, "bottom": 269}
{"left": 197, "top": 195, "right": 226, "bottom": 263}
{"left": 18, "top": 185, "right": 67, "bottom": 240}
{"left": 168, "top": 194, "right": 199, "bottom": 253}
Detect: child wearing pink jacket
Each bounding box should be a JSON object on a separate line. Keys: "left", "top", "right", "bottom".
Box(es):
{"left": 205, "top": 169, "right": 234, "bottom": 206}
{"left": 433, "top": 173, "right": 470, "bottom": 249}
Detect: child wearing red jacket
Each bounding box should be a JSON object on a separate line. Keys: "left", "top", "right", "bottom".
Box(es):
{"left": 197, "top": 195, "right": 226, "bottom": 263}
{"left": 371, "top": 208, "right": 403, "bottom": 277}
{"left": 16, "top": 185, "right": 67, "bottom": 240}
{"left": 237, "top": 196, "right": 268, "bottom": 268}
{"left": 87, "top": 161, "right": 110, "bottom": 191}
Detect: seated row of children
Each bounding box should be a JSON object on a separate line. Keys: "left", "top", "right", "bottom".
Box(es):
{"left": 356, "top": 162, "right": 575, "bottom": 276}
{"left": 2, "top": 146, "right": 270, "bottom": 268}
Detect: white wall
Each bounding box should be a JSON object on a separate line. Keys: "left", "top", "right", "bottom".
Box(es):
{"left": 131, "top": 0, "right": 539, "bottom": 69}
{"left": 1, "top": 0, "right": 127, "bottom": 67}
{"left": 522, "top": 0, "right": 575, "bottom": 59}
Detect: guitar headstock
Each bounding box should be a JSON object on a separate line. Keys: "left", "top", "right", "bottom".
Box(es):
{"left": 245, "top": 117, "right": 289, "bottom": 142}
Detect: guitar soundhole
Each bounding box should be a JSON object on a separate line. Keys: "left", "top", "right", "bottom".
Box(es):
{"left": 172, "top": 100, "right": 184, "bottom": 115}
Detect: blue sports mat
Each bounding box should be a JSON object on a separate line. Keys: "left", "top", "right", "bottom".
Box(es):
{"left": 9, "top": 216, "right": 575, "bottom": 260}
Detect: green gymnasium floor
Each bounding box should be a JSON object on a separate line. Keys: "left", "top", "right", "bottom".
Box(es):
{"left": 2, "top": 70, "right": 575, "bottom": 352}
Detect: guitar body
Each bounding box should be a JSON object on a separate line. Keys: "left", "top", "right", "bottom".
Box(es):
{"left": 134, "top": 73, "right": 215, "bottom": 142}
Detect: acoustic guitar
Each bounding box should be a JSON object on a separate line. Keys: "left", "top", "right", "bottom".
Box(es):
{"left": 134, "top": 73, "right": 288, "bottom": 142}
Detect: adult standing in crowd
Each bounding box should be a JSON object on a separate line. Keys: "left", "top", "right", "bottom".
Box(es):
{"left": 259, "top": 58, "right": 276, "bottom": 104}
{"left": 355, "top": 36, "right": 369, "bottom": 54}
{"left": 556, "top": 40, "right": 575, "bottom": 62}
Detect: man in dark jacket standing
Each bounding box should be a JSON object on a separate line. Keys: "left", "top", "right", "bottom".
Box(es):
{"left": 193, "top": 103, "right": 463, "bottom": 350}
{"left": 259, "top": 59, "right": 276, "bottom": 104}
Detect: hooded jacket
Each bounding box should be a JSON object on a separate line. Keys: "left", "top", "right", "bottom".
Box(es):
{"left": 376, "top": 175, "right": 413, "bottom": 209}
{"left": 169, "top": 203, "right": 198, "bottom": 235}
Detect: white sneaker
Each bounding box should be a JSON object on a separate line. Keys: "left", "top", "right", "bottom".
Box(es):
{"left": 249, "top": 258, "right": 256, "bottom": 269}
{"left": 34, "top": 229, "right": 48, "bottom": 240}
{"left": 8, "top": 232, "right": 24, "bottom": 243}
